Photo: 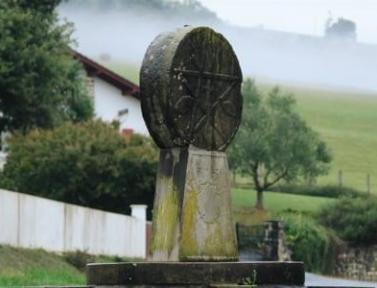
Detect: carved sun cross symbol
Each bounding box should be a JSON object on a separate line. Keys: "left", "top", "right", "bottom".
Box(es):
{"left": 173, "top": 57, "right": 241, "bottom": 146}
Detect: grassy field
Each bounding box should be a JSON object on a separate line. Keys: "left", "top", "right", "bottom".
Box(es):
{"left": 261, "top": 84, "right": 377, "bottom": 192}
{"left": 0, "top": 245, "right": 85, "bottom": 286}
{"left": 232, "top": 188, "right": 334, "bottom": 213}
{"left": 231, "top": 187, "right": 334, "bottom": 225}
{"left": 102, "top": 60, "right": 377, "bottom": 192}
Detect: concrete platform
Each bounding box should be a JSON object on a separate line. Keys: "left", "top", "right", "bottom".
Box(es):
{"left": 86, "top": 261, "right": 305, "bottom": 287}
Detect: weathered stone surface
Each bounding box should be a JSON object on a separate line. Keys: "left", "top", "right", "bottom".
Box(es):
{"left": 140, "top": 26, "right": 242, "bottom": 151}
{"left": 150, "top": 146, "right": 238, "bottom": 261}
{"left": 86, "top": 262, "right": 305, "bottom": 286}
{"left": 42, "top": 286, "right": 94, "bottom": 288}
{"left": 179, "top": 147, "right": 238, "bottom": 261}
{"left": 151, "top": 148, "right": 188, "bottom": 261}
{"left": 335, "top": 244, "right": 377, "bottom": 282}
{"left": 142, "top": 27, "right": 242, "bottom": 261}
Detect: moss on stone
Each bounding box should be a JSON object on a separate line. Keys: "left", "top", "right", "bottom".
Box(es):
{"left": 203, "top": 223, "right": 238, "bottom": 259}
{"left": 151, "top": 176, "right": 180, "bottom": 255}
{"left": 204, "top": 224, "right": 224, "bottom": 256}
{"left": 179, "top": 183, "right": 199, "bottom": 260}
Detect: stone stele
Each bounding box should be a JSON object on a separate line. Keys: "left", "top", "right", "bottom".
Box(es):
{"left": 140, "top": 26, "right": 242, "bottom": 262}
{"left": 86, "top": 26, "right": 306, "bottom": 288}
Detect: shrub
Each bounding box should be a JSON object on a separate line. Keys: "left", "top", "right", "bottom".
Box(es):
{"left": 63, "top": 250, "right": 137, "bottom": 271}
{"left": 319, "top": 196, "right": 377, "bottom": 245}
{"left": 280, "top": 213, "right": 340, "bottom": 274}
{"left": 270, "top": 184, "right": 364, "bottom": 198}
{"left": 0, "top": 120, "right": 158, "bottom": 218}
{"left": 0, "top": 1, "right": 94, "bottom": 134}
{"left": 63, "top": 251, "right": 95, "bottom": 272}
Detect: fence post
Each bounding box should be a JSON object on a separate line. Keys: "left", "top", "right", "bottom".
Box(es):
{"left": 130, "top": 204, "right": 147, "bottom": 221}
{"left": 264, "top": 220, "right": 279, "bottom": 261}
{"left": 235, "top": 222, "right": 240, "bottom": 245}
{"left": 338, "top": 170, "right": 343, "bottom": 188}
{"left": 367, "top": 174, "right": 371, "bottom": 194}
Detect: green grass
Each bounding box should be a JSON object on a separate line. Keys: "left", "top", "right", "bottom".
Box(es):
{"left": 0, "top": 245, "right": 141, "bottom": 286}
{"left": 104, "top": 61, "right": 377, "bottom": 192}
{"left": 232, "top": 188, "right": 334, "bottom": 213}
{"left": 0, "top": 246, "right": 140, "bottom": 286}
{"left": 0, "top": 245, "right": 85, "bottom": 286}
{"left": 260, "top": 84, "right": 377, "bottom": 192}
{"left": 230, "top": 84, "right": 377, "bottom": 193}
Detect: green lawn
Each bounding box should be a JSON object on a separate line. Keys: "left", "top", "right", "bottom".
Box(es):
{"left": 103, "top": 60, "right": 377, "bottom": 192}
{"left": 232, "top": 188, "right": 334, "bottom": 213}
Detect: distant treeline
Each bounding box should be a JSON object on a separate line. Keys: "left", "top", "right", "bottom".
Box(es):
{"left": 62, "top": 0, "right": 220, "bottom": 22}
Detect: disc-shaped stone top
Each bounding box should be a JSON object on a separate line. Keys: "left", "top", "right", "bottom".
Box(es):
{"left": 140, "top": 26, "right": 243, "bottom": 151}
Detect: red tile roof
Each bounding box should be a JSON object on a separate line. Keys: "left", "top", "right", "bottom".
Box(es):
{"left": 72, "top": 49, "right": 140, "bottom": 99}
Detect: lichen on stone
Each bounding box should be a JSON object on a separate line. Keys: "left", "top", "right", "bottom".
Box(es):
{"left": 151, "top": 175, "right": 180, "bottom": 256}
{"left": 179, "top": 180, "right": 199, "bottom": 260}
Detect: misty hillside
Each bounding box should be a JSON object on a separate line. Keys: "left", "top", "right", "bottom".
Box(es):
{"left": 60, "top": 0, "right": 377, "bottom": 92}
{"left": 61, "top": 0, "right": 220, "bottom": 23}
{"left": 222, "top": 25, "right": 377, "bottom": 92}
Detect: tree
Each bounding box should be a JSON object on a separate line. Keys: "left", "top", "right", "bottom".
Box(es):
{"left": 325, "top": 17, "right": 357, "bottom": 41}
{"left": 0, "top": 120, "right": 158, "bottom": 217}
{"left": 228, "top": 79, "right": 331, "bottom": 209}
{"left": 0, "top": 0, "right": 93, "bottom": 134}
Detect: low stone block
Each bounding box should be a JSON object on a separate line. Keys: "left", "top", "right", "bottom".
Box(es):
{"left": 86, "top": 261, "right": 305, "bottom": 287}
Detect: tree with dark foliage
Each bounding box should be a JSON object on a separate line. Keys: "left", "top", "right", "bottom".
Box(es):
{"left": 0, "top": 120, "right": 158, "bottom": 218}
{"left": 0, "top": 0, "right": 93, "bottom": 134}
{"left": 325, "top": 17, "right": 357, "bottom": 41}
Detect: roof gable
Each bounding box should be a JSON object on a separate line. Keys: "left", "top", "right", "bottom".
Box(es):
{"left": 72, "top": 50, "right": 140, "bottom": 99}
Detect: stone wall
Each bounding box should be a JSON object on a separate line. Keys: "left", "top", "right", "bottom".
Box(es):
{"left": 336, "top": 245, "right": 377, "bottom": 282}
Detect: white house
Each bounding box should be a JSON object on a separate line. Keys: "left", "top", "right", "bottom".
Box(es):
{"left": 0, "top": 52, "right": 149, "bottom": 168}
{"left": 73, "top": 50, "right": 148, "bottom": 135}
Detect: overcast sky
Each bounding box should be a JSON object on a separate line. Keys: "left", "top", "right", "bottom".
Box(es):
{"left": 199, "top": 0, "right": 377, "bottom": 44}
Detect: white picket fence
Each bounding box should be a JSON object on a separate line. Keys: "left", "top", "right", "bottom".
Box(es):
{"left": 0, "top": 189, "right": 147, "bottom": 258}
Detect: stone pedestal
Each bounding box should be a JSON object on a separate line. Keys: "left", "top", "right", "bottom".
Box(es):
{"left": 87, "top": 261, "right": 305, "bottom": 287}
{"left": 87, "top": 26, "right": 306, "bottom": 288}
{"left": 151, "top": 146, "right": 238, "bottom": 262}
{"left": 151, "top": 148, "right": 187, "bottom": 261}
{"left": 180, "top": 148, "right": 237, "bottom": 261}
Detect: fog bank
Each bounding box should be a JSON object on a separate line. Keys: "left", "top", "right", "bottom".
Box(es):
{"left": 59, "top": 7, "right": 377, "bottom": 92}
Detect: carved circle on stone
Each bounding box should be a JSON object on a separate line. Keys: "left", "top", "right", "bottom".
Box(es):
{"left": 140, "top": 26, "right": 243, "bottom": 151}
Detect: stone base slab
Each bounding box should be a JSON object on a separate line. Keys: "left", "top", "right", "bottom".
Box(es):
{"left": 86, "top": 261, "right": 305, "bottom": 287}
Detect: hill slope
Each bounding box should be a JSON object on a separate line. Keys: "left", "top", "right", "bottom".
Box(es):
{"left": 60, "top": 0, "right": 377, "bottom": 92}
{"left": 265, "top": 84, "right": 377, "bottom": 191}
